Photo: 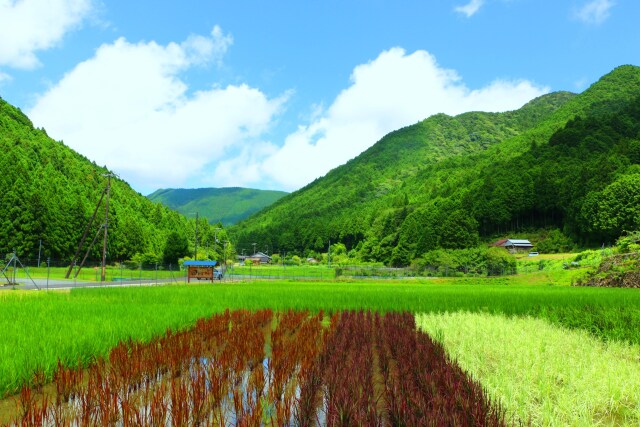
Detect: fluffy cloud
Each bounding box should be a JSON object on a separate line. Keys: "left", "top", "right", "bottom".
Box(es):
{"left": 574, "top": 0, "right": 615, "bottom": 25}
{"left": 29, "top": 27, "right": 286, "bottom": 193}
{"left": 0, "top": 71, "right": 11, "bottom": 84}
{"left": 454, "top": 0, "right": 485, "bottom": 17}
{"left": 0, "top": 0, "right": 94, "bottom": 69}
{"left": 217, "top": 48, "right": 548, "bottom": 191}
{"left": 29, "top": 40, "right": 548, "bottom": 194}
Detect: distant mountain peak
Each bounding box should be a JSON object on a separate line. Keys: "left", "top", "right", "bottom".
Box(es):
{"left": 147, "top": 187, "right": 288, "bottom": 226}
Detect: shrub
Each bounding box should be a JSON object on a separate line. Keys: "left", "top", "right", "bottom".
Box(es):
{"left": 486, "top": 247, "right": 516, "bottom": 276}
{"left": 616, "top": 231, "right": 640, "bottom": 253}
{"left": 536, "top": 229, "right": 575, "bottom": 253}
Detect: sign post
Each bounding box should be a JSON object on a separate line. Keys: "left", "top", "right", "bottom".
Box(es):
{"left": 183, "top": 260, "right": 218, "bottom": 283}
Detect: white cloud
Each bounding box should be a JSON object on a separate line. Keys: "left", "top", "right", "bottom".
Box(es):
{"left": 0, "top": 71, "right": 12, "bottom": 84}
{"left": 574, "top": 0, "right": 615, "bottom": 25}
{"left": 182, "top": 25, "right": 233, "bottom": 67}
{"left": 210, "top": 142, "right": 279, "bottom": 188}
{"left": 29, "top": 27, "right": 287, "bottom": 193}
{"left": 218, "top": 48, "right": 549, "bottom": 191}
{"left": 0, "top": 0, "right": 94, "bottom": 69}
{"left": 454, "top": 0, "right": 485, "bottom": 17}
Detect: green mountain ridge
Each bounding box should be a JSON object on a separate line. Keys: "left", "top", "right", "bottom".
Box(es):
{"left": 231, "top": 65, "right": 640, "bottom": 265}
{"left": 0, "top": 99, "right": 225, "bottom": 263}
{"left": 147, "top": 187, "right": 288, "bottom": 226}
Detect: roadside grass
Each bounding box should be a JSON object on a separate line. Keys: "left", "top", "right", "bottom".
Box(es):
{"left": 227, "top": 264, "right": 336, "bottom": 279}
{"left": 416, "top": 311, "right": 640, "bottom": 426}
{"left": 8, "top": 265, "right": 184, "bottom": 283}
{"left": 1, "top": 280, "right": 639, "bottom": 399}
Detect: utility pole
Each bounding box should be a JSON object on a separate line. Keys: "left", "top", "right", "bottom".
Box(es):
{"left": 223, "top": 241, "right": 228, "bottom": 272}
{"left": 328, "top": 239, "right": 331, "bottom": 267}
{"left": 37, "top": 239, "right": 42, "bottom": 268}
{"left": 65, "top": 186, "right": 107, "bottom": 279}
{"left": 252, "top": 242, "right": 257, "bottom": 255}
{"left": 101, "top": 173, "right": 114, "bottom": 282}
{"left": 194, "top": 212, "right": 199, "bottom": 260}
{"left": 213, "top": 227, "right": 221, "bottom": 258}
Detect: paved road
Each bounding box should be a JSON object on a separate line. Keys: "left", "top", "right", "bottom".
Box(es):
{"left": 0, "top": 277, "right": 184, "bottom": 291}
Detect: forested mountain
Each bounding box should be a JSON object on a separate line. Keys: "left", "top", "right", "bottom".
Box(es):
{"left": 0, "top": 98, "right": 230, "bottom": 264}
{"left": 231, "top": 65, "right": 640, "bottom": 265}
{"left": 148, "top": 187, "right": 287, "bottom": 226}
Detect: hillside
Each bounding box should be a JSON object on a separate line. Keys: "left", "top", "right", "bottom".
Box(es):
{"left": 231, "top": 65, "right": 640, "bottom": 265}
{"left": 0, "top": 98, "right": 225, "bottom": 264}
{"left": 148, "top": 187, "right": 287, "bottom": 226}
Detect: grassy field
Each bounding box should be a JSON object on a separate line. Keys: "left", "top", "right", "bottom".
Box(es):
{"left": 417, "top": 312, "right": 640, "bottom": 426}
{"left": 4, "top": 250, "right": 601, "bottom": 284}
{"left": 227, "top": 264, "right": 336, "bottom": 279}
{"left": 6, "top": 264, "right": 185, "bottom": 283}
{"left": 1, "top": 279, "right": 640, "bottom": 400}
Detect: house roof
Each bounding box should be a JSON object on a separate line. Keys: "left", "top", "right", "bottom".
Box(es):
{"left": 250, "top": 252, "right": 272, "bottom": 259}
{"left": 491, "top": 239, "right": 533, "bottom": 247}
{"left": 506, "top": 239, "right": 533, "bottom": 246}
{"left": 183, "top": 260, "right": 218, "bottom": 267}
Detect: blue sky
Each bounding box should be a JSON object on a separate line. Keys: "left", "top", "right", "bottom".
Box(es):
{"left": 0, "top": 0, "right": 637, "bottom": 194}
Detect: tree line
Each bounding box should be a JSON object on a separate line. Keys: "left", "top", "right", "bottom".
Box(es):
{"left": 0, "top": 97, "right": 232, "bottom": 267}
{"left": 231, "top": 66, "right": 640, "bottom": 266}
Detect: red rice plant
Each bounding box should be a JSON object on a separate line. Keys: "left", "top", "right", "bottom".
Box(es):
{"left": 53, "top": 359, "right": 84, "bottom": 404}
{"left": 148, "top": 382, "right": 168, "bottom": 427}
{"left": 378, "top": 312, "right": 505, "bottom": 426}
{"left": 14, "top": 386, "right": 50, "bottom": 427}
{"left": 170, "top": 378, "right": 189, "bottom": 426}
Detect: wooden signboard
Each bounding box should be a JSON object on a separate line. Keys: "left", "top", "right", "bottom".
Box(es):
{"left": 184, "top": 261, "right": 218, "bottom": 283}
{"left": 187, "top": 266, "right": 213, "bottom": 282}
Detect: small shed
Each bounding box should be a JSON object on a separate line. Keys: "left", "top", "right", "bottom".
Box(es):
{"left": 184, "top": 260, "right": 218, "bottom": 283}
{"left": 493, "top": 239, "right": 534, "bottom": 253}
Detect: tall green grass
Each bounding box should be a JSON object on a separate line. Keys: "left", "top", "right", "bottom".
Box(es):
{"left": 417, "top": 312, "right": 640, "bottom": 426}
{"left": 9, "top": 265, "right": 184, "bottom": 282}
{"left": 227, "top": 264, "right": 336, "bottom": 279}
{"left": 1, "top": 280, "right": 639, "bottom": 398}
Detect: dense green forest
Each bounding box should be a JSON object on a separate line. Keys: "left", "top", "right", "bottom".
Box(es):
{"left": 231, "top": 65, "right": 640, "bottom": 265}
{"left": 148, "top": 187, "right": 287, "bottom": 226}
{"left": 0, "top": 98, "right": 232, "bottom": 265}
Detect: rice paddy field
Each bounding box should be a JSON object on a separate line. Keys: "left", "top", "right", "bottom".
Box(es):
{"left": 1, "top": 278, "right": 640, "bottom": 425}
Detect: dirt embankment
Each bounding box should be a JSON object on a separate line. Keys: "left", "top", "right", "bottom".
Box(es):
{"left": 578, "top": 253, "right": 640, "bottom": 288}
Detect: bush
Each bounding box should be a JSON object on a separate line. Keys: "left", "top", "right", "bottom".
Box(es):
{"left": 616, "top": 231, "right": 640, "bottom": 253}
{"left": 486, "top": 247, "right": 516, "bottom": 276}
{"left": 536, "top": 229, "right": 575, "bottom": 253}
{"left": 415, "top": 246, "right": 516, "bottom": 276}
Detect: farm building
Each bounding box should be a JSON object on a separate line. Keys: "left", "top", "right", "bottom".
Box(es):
{"left": 238, "top": 252, "right": 272, "bottom": 264}
{"left": 492, "top": 239, "right": 534, "bottom": 253}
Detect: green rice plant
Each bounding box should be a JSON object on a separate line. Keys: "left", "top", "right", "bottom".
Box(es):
{"left": 1, "top": 280, "right": 640, "bottom": 399}
{"left": 416, "top": 312, "right": 640, "bottom": 426}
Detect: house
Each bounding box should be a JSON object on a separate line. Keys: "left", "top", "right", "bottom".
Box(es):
{"left": 241, "top": 251, "right": 272, "bottom": 264}
{"left": 492, "top": 239, "right": 534, "bottom": 253}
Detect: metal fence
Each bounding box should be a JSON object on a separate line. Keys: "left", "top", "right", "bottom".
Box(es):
{"left": 1, "top": 255, "right": 522, "bottom": 290}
